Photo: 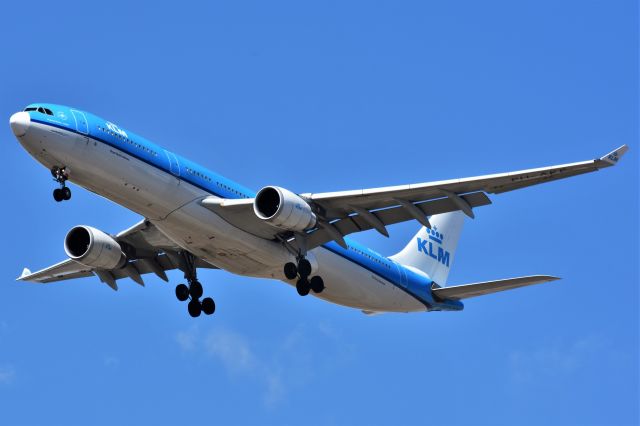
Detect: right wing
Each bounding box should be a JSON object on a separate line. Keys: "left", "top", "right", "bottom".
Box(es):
{"left": 432, "top": 275, "right": 560, "bottom": 300}
{"left": 17, "top": 220, "right": 216, "bottom": 290}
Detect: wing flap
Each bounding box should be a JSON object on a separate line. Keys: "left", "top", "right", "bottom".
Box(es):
{"left": 432, "top": 275, "right": 560, "bottom": 300}
{"left": 306, "top": 192, "right": 491, "bottom": 248}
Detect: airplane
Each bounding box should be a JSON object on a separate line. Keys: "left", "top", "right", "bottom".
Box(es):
{"left": 9, "top": 103, "right": 628, "bottom": 317}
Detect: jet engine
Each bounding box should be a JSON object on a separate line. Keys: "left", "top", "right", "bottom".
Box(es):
{"left": 253, "top": 186, "right": 317, "bottom": 232}
{"left": 64, "top": 226, "right": 126, "bottom": 269}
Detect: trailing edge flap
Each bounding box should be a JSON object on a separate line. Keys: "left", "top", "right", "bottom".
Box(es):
{"left": 432, "top": 275, "right": 560, "bottom": 300}
{"left": 200, "top": 193, "right": 492, "bottom": 248}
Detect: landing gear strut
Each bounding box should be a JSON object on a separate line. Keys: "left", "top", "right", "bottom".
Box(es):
{"left": 51, "top": 166, "right": 71, "bottom": 202}
{"left": 284, "top": 256, "right": 325, "bottom": 297}
{"left": 174, "top": 251, "right": 215, "bottom": 317}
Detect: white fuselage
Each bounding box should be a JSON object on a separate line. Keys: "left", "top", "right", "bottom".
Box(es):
{"left": 17, "top": 118, "right": 427, "bottom": 313}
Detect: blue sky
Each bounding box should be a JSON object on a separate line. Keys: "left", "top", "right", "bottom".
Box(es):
{"left": 0, "top": 1, "right": 637, "bottom": 425}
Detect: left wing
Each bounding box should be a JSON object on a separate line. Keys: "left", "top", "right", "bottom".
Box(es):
{"left": 17, "top": 220, "right": 216, "bottom": 290}
{"left": 203, "top": 145, "right": 628, "bottom": 250}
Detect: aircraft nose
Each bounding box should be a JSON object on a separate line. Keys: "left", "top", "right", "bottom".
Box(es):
{"left": 10, "top": 111, "right": 30, "bottom": 137}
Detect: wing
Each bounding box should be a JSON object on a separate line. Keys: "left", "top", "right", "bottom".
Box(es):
{"left": 432, "top": 275, "right": 560, "bottom": 300}
{"left": 302, "top": 145, "right": 628, "bottom": 218}
{"left": 17, "top": 220, "right": 217, "bottom": 290}
{"left": 203, "top": 145, "right": 628, "bottom": 250}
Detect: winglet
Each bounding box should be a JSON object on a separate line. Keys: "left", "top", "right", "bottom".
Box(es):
{"left": 600, "top": 144, "right": 629, "bottom": 165}
{"left": 17, "top": 267, "right": 32, "bottom": 281}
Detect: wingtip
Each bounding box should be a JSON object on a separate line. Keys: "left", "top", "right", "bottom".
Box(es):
{"left": 16, "top": 267, "right": 32, "bottom": 281}
{"left": 599, "top": 144, "right": 629, "bottom": 165}
{"left": 530, "top": 275, "right": 561, "bottom": 282}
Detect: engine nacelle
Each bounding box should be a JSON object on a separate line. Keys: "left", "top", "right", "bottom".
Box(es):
{"left": 64, "top": 226, "right": 126, "bottom": 270}
{"left": 253, "top": 186, "right": 317, "bottom": 232}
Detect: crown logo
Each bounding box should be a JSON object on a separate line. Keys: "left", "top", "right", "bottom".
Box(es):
{"left": 426, "top": 226, "right": 444, "bottom": 244}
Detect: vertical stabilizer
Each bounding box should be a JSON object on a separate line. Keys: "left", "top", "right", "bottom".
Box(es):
{"left": 390, "top": 211, "right": 464, "bottom": 286}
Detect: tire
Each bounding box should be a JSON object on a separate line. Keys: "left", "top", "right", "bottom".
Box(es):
{"left": 296, "top": 278, "right": 310, "bottom": 296}
{"left": 188, "top": 300, "right": 202, "bottom": 317}
{"left": 189, "top": 281, "right": 203, "bottom": 299}
{"left": 175, "top": 284, "right": 189, "bottom": 301}
{"left": 310, "top": 276, "right": 325, "bottom": 293}
{"left": 53, "top": 188, "right": 63, "bottom": 202}
{"left": 62, "top": 187, "right": 71, "bottom": 200}
{"left": 298, "top": 258, "right": 312, "bottom": 278}
{"left": 284, "top": 262, "right": 298, "bottom": 280}
{"left": 201, "top": 297, "right": 216, "bottom": 315}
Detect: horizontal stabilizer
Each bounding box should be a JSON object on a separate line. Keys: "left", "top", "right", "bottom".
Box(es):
{"left": 432, "top": 275, "right": 560, "bottom": 300}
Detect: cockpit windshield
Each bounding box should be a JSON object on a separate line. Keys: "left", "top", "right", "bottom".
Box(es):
{"left": 24, "top": 106, "right": 53, "bottom": 116}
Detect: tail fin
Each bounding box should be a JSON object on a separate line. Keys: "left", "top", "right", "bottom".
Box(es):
{"left": 390, "top": 211, "right": 465, "bottom": 285}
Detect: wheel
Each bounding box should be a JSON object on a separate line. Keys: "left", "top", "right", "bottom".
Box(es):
{"left": 188, "top": 300, "right": 202, "bottom": 317}
{"left": 298, "top": 258, "right": 312, "bottom": 278}
{"left": 284, "top": 262, "right": 298, "bottom": 280}
{"left": 62, "top": 187, "right": 71, "bottom": 200}
{"left": 202, "top": 297, "right": 216, "bottom": 315}
{"left": 310, "top": 276, "right": 325, "bottom": 293}
{"left": 189, "top": 281, "right": 203, "bottom": 299}
{"left": 175, "top": 284, "right": 189, "bottom": 301}
{"left": 53, "top": 188, "right": 63, "bottom": 202}
{"left": 296, "top": 278, "right": 310, "bottom": 296}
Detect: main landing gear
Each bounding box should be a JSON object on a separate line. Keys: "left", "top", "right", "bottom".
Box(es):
{"left": 174, "top": 251, "right": 215, "bottom": 318}
{"left": 284, "top": 257, "right": 325, "bottom": 297}
{"left": 51, "top": 166, "right": 71, "bottom": 202}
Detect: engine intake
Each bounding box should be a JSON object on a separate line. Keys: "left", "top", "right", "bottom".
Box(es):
{"left": 254, "top": 186, "right": 317, "bottom": 232}
{"left": 64, "top": 226, "right": 126, "bottom": 270}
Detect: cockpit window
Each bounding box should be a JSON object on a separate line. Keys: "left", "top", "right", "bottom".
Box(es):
{"left": 25, "top": 106, "right": 54, "bottom": 116}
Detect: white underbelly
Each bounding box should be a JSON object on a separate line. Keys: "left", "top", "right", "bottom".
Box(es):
{"left": 73, "top": 138, "right": 202, "bottom": 220}
{"left": 152, "top": 192, "right": 293, "bottom": 276}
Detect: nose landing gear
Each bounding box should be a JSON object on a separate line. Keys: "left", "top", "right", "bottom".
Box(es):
{"left": 284, "top": 257, "right": 325, "bottom": 297}
{"left": 51, "top": 166, "right": 71, "bottom": 202}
